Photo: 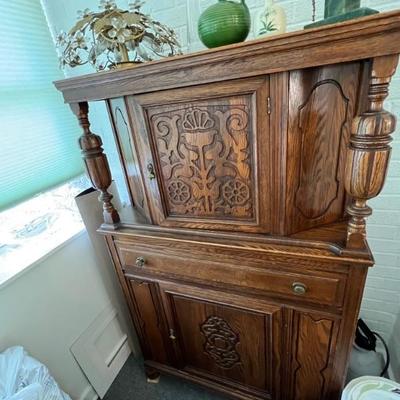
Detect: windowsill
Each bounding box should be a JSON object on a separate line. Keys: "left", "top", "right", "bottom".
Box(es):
{"left": 0, "top": 229, "right": 86, "bottom": 291}
{"left": 0, "top": 176, "right": 91, "bottom": 289}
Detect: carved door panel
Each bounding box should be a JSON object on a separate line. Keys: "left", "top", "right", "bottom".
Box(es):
{"left": 159, "top": 282, "right": 282, "bottom": 399}
{"left": 285, "top": 310, "right": 340, "bottom": 400}
{"left": 284, "top": 62, "right": 363, "bottom": 234}
{"left": 126, "top": 78, "right": 270, "bottom": 233}
{"left": 126, "top": 278, "right": 175, "bottom": 366}
{"left": 107, "top": 98, "right": 151, "bottom": 220}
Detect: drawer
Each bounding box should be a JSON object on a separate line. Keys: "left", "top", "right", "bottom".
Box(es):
{"left": 114, "top": 240, "right": 347, "bottom": 307}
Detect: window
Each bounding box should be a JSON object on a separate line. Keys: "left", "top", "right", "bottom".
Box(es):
{"left": 0, "top": 176, "right": 89, "bottom": 285}
{"left": 0, "top": 0, "right": 88, "bottom": 285}
{"left": 0, "top": 0, "right": 84, "bottom": 211}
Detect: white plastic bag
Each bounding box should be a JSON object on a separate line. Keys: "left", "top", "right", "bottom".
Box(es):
{"left": 0, "top": 346, "right": 71, "bottom": 400}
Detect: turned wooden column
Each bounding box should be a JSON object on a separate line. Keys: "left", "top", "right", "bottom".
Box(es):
{"left": 71, "top": 101, "right": 120, "bottom": 226}
{"left": 345, "top": 55, "right": 398, "bottom": 248}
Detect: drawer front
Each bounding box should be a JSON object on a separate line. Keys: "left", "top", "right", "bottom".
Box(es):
{"left": 115, "top": 240, "right": 346, "bottom": 307}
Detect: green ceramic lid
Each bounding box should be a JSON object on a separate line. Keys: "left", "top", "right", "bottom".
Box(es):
{"left": 198, "top": 0, "right": 251, "bottom": 48}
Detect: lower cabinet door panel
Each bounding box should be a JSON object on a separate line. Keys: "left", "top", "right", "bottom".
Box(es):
{"left": 287, "top": 310, "right": 340, "bottom": 400}
{"left": 125, "top": 274, "right": 341, "bottom": 400}
{"left": 127, "top": 278, "right": 172, "bottom": 365}
{"left": 159, "top": 283, "right": 283, "bottom": 398}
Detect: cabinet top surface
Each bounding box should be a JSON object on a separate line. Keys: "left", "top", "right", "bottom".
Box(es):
{"left": 55, "top": 10, "right": 400, "bottom": 103}
{"left": 98, "top": 207, "right": 374, "bottom": 265}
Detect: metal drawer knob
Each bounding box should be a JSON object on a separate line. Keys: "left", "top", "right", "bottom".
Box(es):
{"left": 169, "top": 328, "right": 177, "bottom": 340}
{"left": 135, "top": 256, "right": 146, "bottom": 268}
{"left": 292, "top": 282, "right": 307, "bottom": 295}
{"left": 147, "top": 163, "right": 156, "bottom": 180}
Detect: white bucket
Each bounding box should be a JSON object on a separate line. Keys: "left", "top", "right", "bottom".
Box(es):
{"left": 342, "top": 376, "right": 400, "bottom": 400}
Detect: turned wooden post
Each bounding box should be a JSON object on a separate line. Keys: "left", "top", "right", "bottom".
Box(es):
{"left": 345, "top": 55, "right": 398, "bottom": 248}
{"left": 71, "top": 101, "right": 120, "bottom": 226}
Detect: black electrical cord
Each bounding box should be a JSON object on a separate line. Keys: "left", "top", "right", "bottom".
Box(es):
{"left": 373, "top": 331, "right": 391, "bottom": 377}
{"left": 355, "top": 319, "right": 391, "bottom": 377}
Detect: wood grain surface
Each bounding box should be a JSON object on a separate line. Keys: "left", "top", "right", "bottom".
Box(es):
{"left": 55, "top": 11, "right": 400, "bottom": 103}
{"left": 57, "top": 12, "right": 400, "bottom": 400}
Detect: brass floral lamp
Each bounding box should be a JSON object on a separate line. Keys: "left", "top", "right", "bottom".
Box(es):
{"left": 56, "top": 0, "right": 182, "bottom": 71}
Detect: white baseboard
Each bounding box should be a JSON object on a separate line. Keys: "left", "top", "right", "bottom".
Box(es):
{"left": 78, "top": 385, "right": 98, "bottom": 400}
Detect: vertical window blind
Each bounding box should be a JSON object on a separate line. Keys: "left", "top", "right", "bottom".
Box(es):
{"left": 0, "top": 0, "right": 84, "bottom": 211}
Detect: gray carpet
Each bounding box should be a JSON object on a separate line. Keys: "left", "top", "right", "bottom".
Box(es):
{"left": 103, "top": 355, "right": 226, "bottom": 400}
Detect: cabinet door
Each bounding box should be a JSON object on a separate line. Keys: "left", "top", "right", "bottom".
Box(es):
{"left": 283, "top": 63, "right": 362, "bottom": 234}
{"left": 285, "top": 310, "right": 340, "bottom": 400}
{"left": 126, "top": 78, "right": 271, "bottom": 233}
{"left": 126, "top": 278, "right": 174, "bottom": 366}
{"left": 159, "top": 282, "right": 282, "bottom": 399}
{"left": 107, "top": 97, "right": 151, "bottom": 220}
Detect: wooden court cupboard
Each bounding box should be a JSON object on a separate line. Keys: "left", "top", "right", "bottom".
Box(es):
{"left": 55, "top": 11, "right": 400, "bottom": 400}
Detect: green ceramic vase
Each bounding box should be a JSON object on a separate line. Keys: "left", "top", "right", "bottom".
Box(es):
{"left": 198, "top": 0, "right": 251, "bottom": 49}
{"left": 324, "top": 0, "right": 361, "bottom": 18}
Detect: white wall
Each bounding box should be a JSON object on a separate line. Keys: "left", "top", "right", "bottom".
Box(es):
{"left": 0, "top": 232, "right": 111, "bottom": 399}
{"left": 41, "top": 0, "right": 400, "bottom": 380}
{"left": 389, "top": 313, "right": 400, "bottom": 378}
{"left": 0, "top": 192, "right": 136, "bottom": 399}
{"left": 0, "top": 3, "right": 137, "bottom": 399}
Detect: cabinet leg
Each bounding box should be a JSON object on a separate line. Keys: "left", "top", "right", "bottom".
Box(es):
{"left": 145, "top": 365, "right": 160, "bottom": 383}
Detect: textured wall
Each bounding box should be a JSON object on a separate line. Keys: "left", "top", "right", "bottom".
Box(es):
{"left": 43, "top": 0, "right": 400, "bottom": 380}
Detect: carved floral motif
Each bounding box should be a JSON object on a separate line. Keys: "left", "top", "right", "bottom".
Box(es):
{"left": 149, "top": 101, "right": 254, "bottom": 219}
{"left": 222, "top": 178, "right": 250, "bottom": 206}
{"left": 168, "top": 179, "right": 191, "bottom": 204}
{"left": 182, "top": 109, "right": 214, "bottom": 131}
{"left": 200, "top": 316, "right": 241, "bottom": 369}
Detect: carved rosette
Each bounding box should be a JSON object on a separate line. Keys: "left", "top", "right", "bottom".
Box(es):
{"left": 344, "top": 56, "right": 398, "bottom": 247}
{"left": 167, "top": 179, "right": 191, "bottom": 204}
{"left": 200, "top": 316, "right": 241, "bottom": 369}
{"left": 149, "top": 101, "right": 254, "bottom": 220}
{"left": 222, "top": 178, "right": 250, "bottom": 206}
{"left": 72, "top": 102, "right": 120, "bottom": 226}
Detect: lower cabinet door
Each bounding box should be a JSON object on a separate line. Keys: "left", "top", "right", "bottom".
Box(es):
{"left": 159, "top": 282, "right": 283, "bottom": 399}
{"left": 286, "top": 310, "right": 340, "bottom": 400}
{"left": 126, "top": 278, "right": 174, "bottom": 366}
{"left": 125, "top": 276, "right": 340, "bottom": 400}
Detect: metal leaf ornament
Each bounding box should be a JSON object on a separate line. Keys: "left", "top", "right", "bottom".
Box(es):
{"left": 56, "top": 0, "right": 182, "bottom": 71}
